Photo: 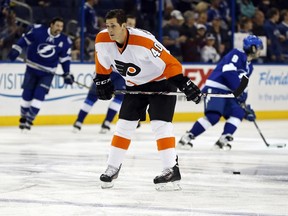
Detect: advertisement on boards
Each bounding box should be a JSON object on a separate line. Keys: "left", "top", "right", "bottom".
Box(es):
{"left": 0, "top": 63, "right": 287, "bottom": 118}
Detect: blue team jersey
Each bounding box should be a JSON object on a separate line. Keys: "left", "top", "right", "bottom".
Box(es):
{"left": 203, "top": 48, "right": 253, "bottom": 94}
{"left": 13, "top": 24, "right": 72, "bottom": 74}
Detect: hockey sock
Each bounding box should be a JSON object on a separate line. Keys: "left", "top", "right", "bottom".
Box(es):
{"left": 158, "top": 144, "right": 177, "bottom": 169}
{"left": 26, "top": 98, "right": 43, "bottom": 123}
{"left": 191, "top": 117, "right": 213, "bottom": 136}
{"left": 76, "top": 102, "right": 93, "bottom": 123}
{"left": 20, "top": 99, "right": 32, "bottom": 117}
{"left": 105, "top": 109, "right": 117, "bottom": 122}
{"left": 104, "top": 97, "right": 122, "bottom": 122}
{"left": 222, "top": 116, "right": 241, "bottom": 135}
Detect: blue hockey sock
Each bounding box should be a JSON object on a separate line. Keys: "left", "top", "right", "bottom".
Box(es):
{"left": 104, "top": 109, "right": 117, "bottom": 122}
{"left": 76, "top": 110, "right": 89, "bottom": 123}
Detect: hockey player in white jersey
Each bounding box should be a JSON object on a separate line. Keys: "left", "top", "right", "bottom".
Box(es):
{"left": 93, "top": 9, "right": 202, "bottom": 190}
{"left": 8, "top": 17, "right": 74, "bottom": 131}
{"left": 179, "top": 35, "right": 263, "bottom": 150}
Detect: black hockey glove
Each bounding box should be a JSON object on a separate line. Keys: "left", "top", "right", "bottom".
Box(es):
{"left": 168, "top": 74, "right": 201, "bottom": 104}
{"left": 181, "top": 78, "right": 202, "bottom": 104}
{"left": 93, "top": 74, "right": 114, "bottom": 100}
{"left": 63, "top": 74, "right": 74, "bottom": 85}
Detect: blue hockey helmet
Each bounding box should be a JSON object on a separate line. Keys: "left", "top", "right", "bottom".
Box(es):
{"left": 243, "top": 35, "right": 263, "bottom": 54}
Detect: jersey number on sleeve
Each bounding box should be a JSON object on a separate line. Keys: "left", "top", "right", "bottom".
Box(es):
{"left": 150, "top": 42, "right": 163, "bottom": 58}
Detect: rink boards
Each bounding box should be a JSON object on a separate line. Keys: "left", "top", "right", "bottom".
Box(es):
{"left": 0, "top": 63, "right": 287, "bottom": 126}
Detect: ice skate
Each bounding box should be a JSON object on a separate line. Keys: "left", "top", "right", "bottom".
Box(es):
{"left": 154, "top": 157, "right": 181, "bottom": 191}
{"left": 19, "top": 117, "right": 32, "bottom": 132}
{"left": 100, "top": 164, "right": 122, "bottom": 189}
{"left": 178, "top": 131, "right": 194, "bottom": 149}
{"left": 19, "top": 117, "right": 27, "bottom": 130}
{"left": 72, "top": 121, "right": 81, "bottom": 133}
{"left": 99, "top": 122, "right": 110, "bottom": 134}
{"left": 213, "top": 134, "right": 233, "bottom": 151}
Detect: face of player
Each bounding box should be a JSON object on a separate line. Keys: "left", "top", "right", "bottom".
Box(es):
{"left": 126, "top": 18, "right": 136, "bottom": 28}
{"left": 106, "top": 18, "right": 126, "bottom": 43}
{"left": 50, "top": 21, "right": 64, "bottom": 36}
{"left": 254, "top": 49, "right": 262, "bottom": 59}
{"left": 248, "top": 47, "right": 262, "bottom": 61}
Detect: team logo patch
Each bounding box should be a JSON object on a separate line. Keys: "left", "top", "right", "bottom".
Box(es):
{"left": 114, "top": 60, "right": 141, "bottom": 77}
{"left": 37, "top": 43, "right": 56, "bottom": 58}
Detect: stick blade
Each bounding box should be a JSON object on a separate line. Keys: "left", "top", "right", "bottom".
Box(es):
{"left": 268, "top": 143, "right": 287, "bottom": 148}
{"left": 233, "top": 75, "right": 249, "bottom": 97}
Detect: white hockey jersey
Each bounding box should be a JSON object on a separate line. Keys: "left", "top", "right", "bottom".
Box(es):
{"left": 94, "top": 28, "right": 182, "bottom": 86}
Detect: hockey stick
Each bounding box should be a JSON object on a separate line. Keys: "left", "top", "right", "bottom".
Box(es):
{"left": 16, "top": 57, "right": 90, "bottom": 89}
{"left": 242, "top": 103, "right": 286, "bottom": 148}
{"left": 115, "top": 75, "right": 249, "bottom": 98}
{"left": 252, "top": 119, "right": 286, "bottom": 148}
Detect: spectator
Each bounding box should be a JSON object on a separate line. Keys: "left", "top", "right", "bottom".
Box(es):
{"left": 185, "top": 23, "right": 207, "bottom": 62}
{"left": 238, "top": 0, "right": 256, "bottom": 19}
{"left": 180, "top": 10, "right": 197, "bottom": 62}
{"left": 238, "top": 16, "right": 253, "bottom": 33}
{"left": 252, "top": 9, "right": 266, "bottom": 36}
{"left": 206, "top": 13, "right": 231, "bottom": 57}
{"left": 0, "top": 9, "right": 24, "bottom": 60}
{"left": 126, "top": 14, "right": 136, "bottom": 28}
{"left": 218, "top": 0, "right": 231, "bottom": 28}
{"left": 278, "top": 9, "right": 288, "bottom": 62}
{"left": 200, "top": 33, "right": 220, "bottom": 63}
{"left": 263, "top": 7, "right": 285, "bottom": 62}
{"left": 71, "top": 36, "right": 93, "bottom": 61}
{"left": 207, "top": 0, "right": 221, "bottom": 23}
{"left": 136, "top": 0, "right": 157, "bottom": 35}
{"left": 197, "top": 11, "right": 208, "bottom": 25}
{"left": 257, "top": 0, "right": 278, "bottom": 17}
{"left": 162, "top": 10, "right": 186, "bottom": 62}
{"left": 82, "top": 0, "right": 99, "bottom": 40}
{"left": 0, "top": 0, "right": 10, "bottom": 27}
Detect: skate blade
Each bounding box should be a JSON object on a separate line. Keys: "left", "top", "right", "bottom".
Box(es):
{"left": 72, "top": 127, "right": 80, "bottom": 133}
{"left": 20, "top": 128, "right": 29, "bottom": 134}
{"left": 177, "top": 143, "right": 193, "bottom": 150}
{"left": 212, "top": 144, "right": 231, "bottom": 151}
{"left": 155, "top": 181, "right": 182, "bottom": 191}
{"left": 99, "top": 128, "right": 109, "bottom": 134}
{"left": 101, "top": 182, "right": 114, "bottom": 189}
{"left": 223, "top": 144, "right": 232, "bottom": 151}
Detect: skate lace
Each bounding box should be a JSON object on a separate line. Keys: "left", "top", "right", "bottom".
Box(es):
{"left": 160, "top": 168, "right": 173, "bottom": 177}
{"left": 104, "top": 165, "right": 118, "bottom": 177}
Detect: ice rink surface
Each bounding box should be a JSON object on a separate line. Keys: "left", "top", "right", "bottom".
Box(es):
{"left": 0, "top": 120, "right": 288, "bottom": 216}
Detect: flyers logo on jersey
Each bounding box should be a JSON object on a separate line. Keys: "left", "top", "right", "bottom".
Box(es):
{"left": 115, "top": 60, "right": 141, "bottom": 77}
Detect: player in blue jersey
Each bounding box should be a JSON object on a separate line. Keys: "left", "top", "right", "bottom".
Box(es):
{"left": 178, "top": 35, "right": 263, "bottom": 150}
{"left": 8, "top": 17, "right": 74, "bottom": 131}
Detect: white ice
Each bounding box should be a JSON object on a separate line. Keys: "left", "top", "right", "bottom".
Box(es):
{"left": 0, "top": 120, "right": 288, "bottom": 216}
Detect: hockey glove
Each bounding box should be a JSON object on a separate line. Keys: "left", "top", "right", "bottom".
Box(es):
{"left": 237, "top": 92, "right": 248, "bottom": 104}
{"left": 63, "top": 74, "right": 74, "bottom": 85}
{"left": 168, "top": 75, "right": 202, "bottom": 104}
{"left": 93, "top": 74, "right": 114, "bottom": 100}
{"left": 180, "top": 78, "right": 202, "bottom": 104}
{"left": 7, "top": 48, "right": 20, "bottom": 61}
{"left": 243, "top": 104, "right": 256, "bottom": 121}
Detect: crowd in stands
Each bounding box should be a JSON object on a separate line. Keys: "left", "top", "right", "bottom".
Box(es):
{"left": 1, "top": 0, "right": 288, "bottom": 63}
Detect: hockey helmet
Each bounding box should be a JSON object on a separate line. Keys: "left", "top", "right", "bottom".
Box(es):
{"left": 243, "top": 35, "right": 263, "bottom": 54}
